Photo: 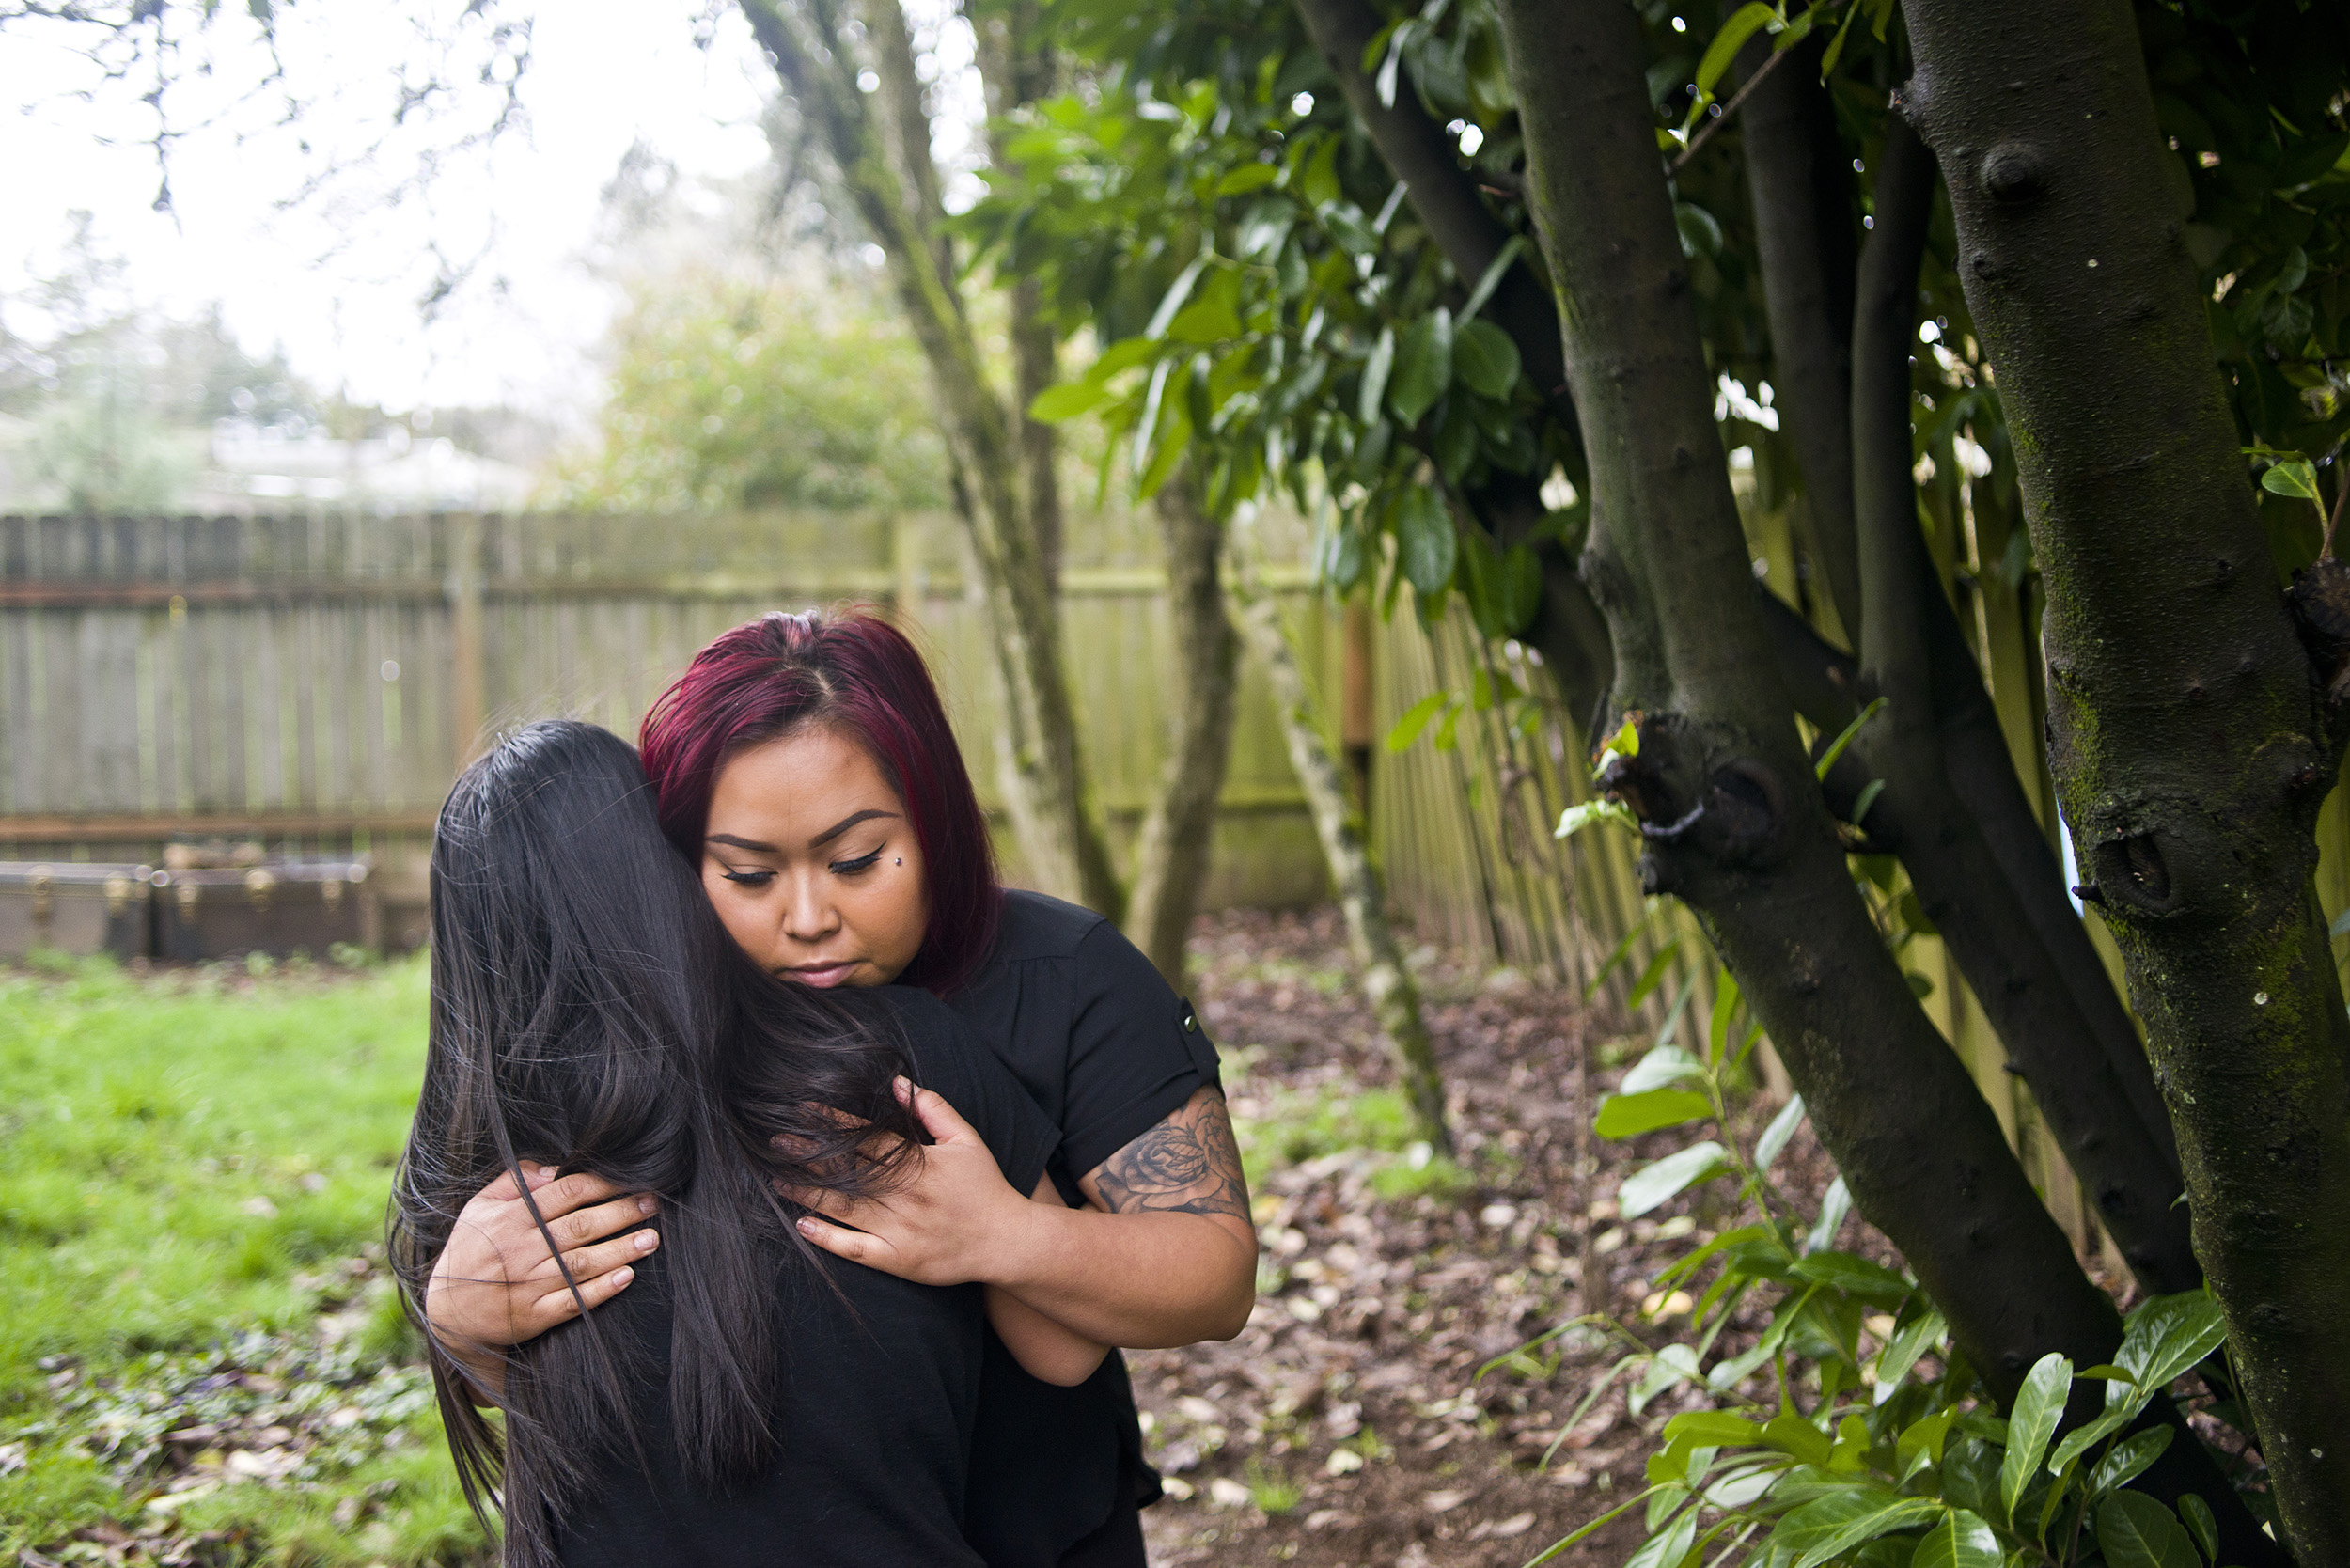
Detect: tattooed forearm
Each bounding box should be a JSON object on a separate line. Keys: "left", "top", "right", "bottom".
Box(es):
{"left": 1082, "top": 1086, "right": 1251, "bottom": 1221}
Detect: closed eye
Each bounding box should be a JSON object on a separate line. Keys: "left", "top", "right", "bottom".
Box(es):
{"left": 829, "top": 850, "right": 883, "bottom": 876}
{"left": 719, "top": 868, "right": 775, "bottom": 886}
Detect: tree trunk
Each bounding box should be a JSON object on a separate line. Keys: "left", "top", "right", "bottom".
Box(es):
{"left": 1125, "top": 469, "right": 1242, "bottom": 987}
{"left": 1843, "top": 119, "right": 2197, "bottom": 1295}
{"left": 1906, "top": 0, "right": 2350, "bottom": 1545}
{"left": 973, "top": 3, "right": 1068, "bottom": 588}
{"left": 1493, "top": 6, "right": 2271, "bottom": 1545}
{"left": 1735, "top": 30, "right": 1863, "bottom": 642}
{"left": 1231, "top": 566, "right": 1451, "bottom": 1155}
{"left": 740, "top": 0, "right": 1123, "bottom": 917}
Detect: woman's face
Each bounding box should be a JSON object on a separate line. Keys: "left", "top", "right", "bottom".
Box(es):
{"left": 699, "top": 725, "right": 932, "bottom": 988}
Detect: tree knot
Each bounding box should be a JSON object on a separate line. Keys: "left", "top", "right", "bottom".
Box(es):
{"left": 1979, "top": 142, "right": 2053, "bottom": 205}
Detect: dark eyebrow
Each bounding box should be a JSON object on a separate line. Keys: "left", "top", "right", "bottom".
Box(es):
{"left": 811, "top": 808, "right": 900, "bottom": 848}
{"left": 705, "top": 833, "right": 779, "bottom": 853}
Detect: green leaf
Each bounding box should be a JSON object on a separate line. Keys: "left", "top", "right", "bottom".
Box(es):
{"left": 1460, "top": 234, "right": 1528, "bottom": 321}
{"left": 1697, "top": 3, "right": 1778, "bottom": 97}
{"left": 1662, "top": 1410, "right": 1765, "bottom": 1448}
{"left": 1027, "top": 379, "right": 1116, "bottom": 423}
{"left": 1895, "top": 1407, "right": 1959, "bottom": 1478}
{"left": 1790, "top": 1251, "right": 1912, "bottom": 1307}
{"left": 1851, "top": 777, "right": 1887, "bottom": 826}
{"left": 1819, "top": 0, "right": 1862, "bottom": 77}
{"left": 2177, "top": 1495, "right": 2218, "bottom": 1563}
{"left": 1912, "top": 1509, "right": 2002, "bottom": 1568}
{"left": 1452, "top": 318, "right": 1522, "bottom": 400}
{"left": 2046, "top": 1403, "right": 2141, "bottom": 1477}
{"left": 1559, "top": 799, "right": 1637, "bottom": 838}
{"left": 1386, "top": 691, "right": 1450, "bottom": 752}
{"left": 1167, "top": 295, "right": 1244, "bottom": 344}
{"left": 1755, "top": 1094, "right": 1806, "bottom": 1172}
{"left": 1628, "top": 943, "right": 1678, "bottom": 1007}
{"left": 1624, "top": 1507, "right": 1699, "bottom": 1568}
{"left": 1597, "top": 1089, "right": 1716, "bottom": 1140}
{"left": 1358, "top": 325, "right": 1397, "bottom": 424}
{"left": 1300, "top": 135, "right": 1342, "bottom": 208}
{"left": 2089, "top": 1425, "right": 2173, "bottom": 1498}
{"left": 2000, "top": 1353, "right": 2073, "bottom": 1524}
{"left": 1708, "top": 966, "right": 1742, "bottom": 1064}
{"left": 2262, "top": 458, "right": 2320, "bottom": 501}
{"left": 2116, "top": 1291, "right": 2228, "bottom": 1404}
{"left": 1214, "top": 162, "right": 1280, "bottom": 196}
{"left": 1760, "top": 1410, "right": 1834, "bottom": 1467}
{"left": 1621, "top": 1142, "right": 1732, "bottom": 1219}
{"left": 1777, "top": 1490, "right": 1945, "bottom": 1568}
{"left": 1622, "top": 1044, "right": 1706, "bottom": 1094}
{"left": 2097, "top": 1493, "right": 2201, "bottom": 1568}
{"left": 1088, "top": 336, "right": 1162, "bottom": 380}
{"left": 1815, "top": 697, "right": 1888, "bottom": 779}
{"left": 1388, "top": 308, "right": 1455, "bottom": 425}
{"left": 1394, "top": 485, "right": 1457, "bottom": 596}
{"left": 1878, "top": 1309, "right": 1948, "bottom": 1391}
{"left": 1804, "top": 1177, "right": 1852, "bottom": 1256}
{"left": 1145, "top": 256, "right": 1210, "bottom": 339}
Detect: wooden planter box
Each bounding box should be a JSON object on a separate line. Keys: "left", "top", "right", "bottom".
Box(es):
{"left": 0, "top": 863, "right": 154, "bottom": 959}
{"left": 151, "top": 861, "right": 379, "bottom": 962}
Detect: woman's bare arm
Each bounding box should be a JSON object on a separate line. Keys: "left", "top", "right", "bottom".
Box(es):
{"left": 791, "top": 1086, "right": 1258, "bottom": 1348}
{"left": 982, "top": 1175, "right": 1113, "bottom": 1386}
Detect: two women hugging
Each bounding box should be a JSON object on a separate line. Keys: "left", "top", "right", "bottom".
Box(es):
{"left": 389, "top": 612, "right": 1258, "bottom": 1567}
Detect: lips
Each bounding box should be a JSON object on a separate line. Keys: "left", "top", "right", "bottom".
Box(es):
{"left": 783, "top": 961, "right": 859, "bottom": 989}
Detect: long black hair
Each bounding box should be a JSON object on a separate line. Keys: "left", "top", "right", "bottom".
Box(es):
{"left": 387, "top": 720, "right": 926, "bottom": 1568}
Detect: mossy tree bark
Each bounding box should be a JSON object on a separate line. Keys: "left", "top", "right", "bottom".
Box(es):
{"left": 1125, "top": 469, "right": 1242, "bottom": 988}
{"left": 1492, "top": 1, "right": 2272, "bottom": 1544}
{"left": 1905, "top": 0, "right": 2350, "bottom": 1546}
{"left": 1842, "top": 119, "right": 2197, "bottom": 1295}
{"left": 1232, "top": 563, "right": 1451, "bottom": 1156}
{"left": 740, "top": 0, "right": 1122, "bottom": 917}
{"left": 1734, "top": 38, "right": 2190, "bottom": 1285}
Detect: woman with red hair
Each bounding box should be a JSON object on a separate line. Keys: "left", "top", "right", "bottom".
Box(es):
{"left": 427, "top": 610, "right": 1257, "bottom": 1568}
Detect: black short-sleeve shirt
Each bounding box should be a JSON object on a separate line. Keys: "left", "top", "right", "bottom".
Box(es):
{"left": 555, "top": 989, "right": 1058, "bottom": 1568}
{"left": 948, "top": 890, "right": 1225, "bottom": 1566}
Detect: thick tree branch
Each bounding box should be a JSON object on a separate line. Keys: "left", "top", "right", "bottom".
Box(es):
{"left": 1736, "top": 29, "right": 1862, "bottom": 641}
{"left": 1907, "top": 0, "right": 2350, "bottom": 1545}
{"left": 1495, "top": 0, "right": 2126, "bottom": 1417}
{"left": 1845, "top": 123, "right": 2201, "bottom": 1309}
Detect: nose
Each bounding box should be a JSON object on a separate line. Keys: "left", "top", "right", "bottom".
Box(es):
{"left": 778, "top": 871, "right": 840, "bottom": 948}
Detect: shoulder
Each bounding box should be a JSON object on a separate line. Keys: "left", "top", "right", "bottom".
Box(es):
{"left": 986, "top": 888, "right": 1108, "bottom": 965}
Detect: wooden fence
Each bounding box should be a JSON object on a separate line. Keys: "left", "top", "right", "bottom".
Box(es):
{"left": 0, "top": 510, "right": 1348, "bottom": 950}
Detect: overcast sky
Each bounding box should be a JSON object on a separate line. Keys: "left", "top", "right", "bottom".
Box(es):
{"left": 0, "top": 1, "right": 981, "bottom": 419}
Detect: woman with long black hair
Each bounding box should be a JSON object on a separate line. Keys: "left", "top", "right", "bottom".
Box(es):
{"left": 428, "top": 613, "right": 1260, "bottom": 1568}
{"left": 390, "top": 720, "right": 1100, "bottom": 1566}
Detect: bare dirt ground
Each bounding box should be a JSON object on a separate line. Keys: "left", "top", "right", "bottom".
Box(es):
{"left": 1134, "top": 908, "right": 1863, "bottom": 1568}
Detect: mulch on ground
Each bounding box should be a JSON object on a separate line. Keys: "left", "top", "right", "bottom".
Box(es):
{"left": 1134, "top": 907, "right": 1864, "bottom": 1568}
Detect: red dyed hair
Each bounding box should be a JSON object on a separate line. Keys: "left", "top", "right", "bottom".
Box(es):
{"left": 638, "top": 610, "right": 1001, "bottom": 994}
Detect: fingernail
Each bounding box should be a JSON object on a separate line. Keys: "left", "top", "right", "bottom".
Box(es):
{"left": 637, "top": 1195, "right": 656, "bottom": 1216}
{"left": 796, "top": 1217, "right": 819, "bottom": 1236}
{"left": 636, "top": 1231, "right": 659, "bottom": 1252}
{"left": 612, "top": 1267, "right": 633, "bottom": 1286}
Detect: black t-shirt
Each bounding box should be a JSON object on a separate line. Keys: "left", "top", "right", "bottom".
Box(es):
{"left": 555, "top": 988, "right": 1059, "bottom": 1568}
{"left": 948, "top": 891, "right": 1224, "bottom": 1567}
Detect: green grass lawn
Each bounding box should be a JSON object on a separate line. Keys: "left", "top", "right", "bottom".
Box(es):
{"left": 0, "top": 953, "right": 486, "bottom": 1565}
